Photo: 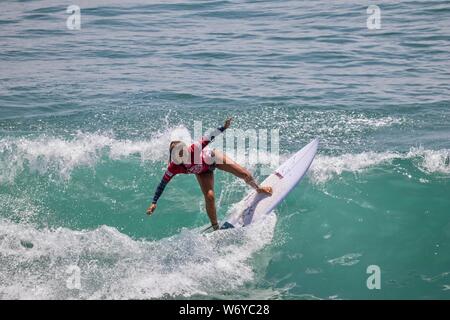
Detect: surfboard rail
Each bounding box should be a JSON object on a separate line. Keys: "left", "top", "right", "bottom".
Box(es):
{"left": 221, "top": 138, "right": 319, "bottom": 229}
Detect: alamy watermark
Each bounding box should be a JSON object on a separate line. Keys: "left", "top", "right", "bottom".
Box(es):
{"left": 366, "top": 265, "right": 381, "bottom": 290}
{"left": 66, "top": 265, "right": 81, "bottom": 290}
{"left": 367, "top": 5, "right": 381, "bottom": 30}
{"left": 66, "top": 5, "right": 81, "bottom": 30}
{"left": 65, "top": 5, "right": 381, "bottom": 31}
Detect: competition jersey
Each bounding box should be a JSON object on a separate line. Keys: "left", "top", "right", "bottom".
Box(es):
{"left": 151, "top": 126, "right": 225, "bottom": 204}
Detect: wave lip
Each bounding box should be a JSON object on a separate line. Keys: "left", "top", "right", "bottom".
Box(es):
{"left": 0, "top": 130, "right": 449, "bottom": 184}
{"left": 0, "top": 128, "right": 191, "bottom": 183}
{"left": 407, "top": 147, "right": 450, "bottom": 175}
{"left": 310, "top": 151, "right": 399, "bottom": 183}
{"left": 310, "top": 148, "right": 450, "bottom": 183}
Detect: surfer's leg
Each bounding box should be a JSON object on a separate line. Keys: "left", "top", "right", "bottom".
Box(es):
{"left": 195, "top": 171, "right": 219, "bottom": 229}
{"left": 214, "top": 150, "right": 272, "bottom": 195}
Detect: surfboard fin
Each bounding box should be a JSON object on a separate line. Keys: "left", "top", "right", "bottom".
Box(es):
{"left": 220, "top": 222, "right": 235, "bottom": 230}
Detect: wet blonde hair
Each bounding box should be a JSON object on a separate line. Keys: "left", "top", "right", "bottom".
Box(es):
{"left": 169, "top": 141, "right": 185, "bottom": 163}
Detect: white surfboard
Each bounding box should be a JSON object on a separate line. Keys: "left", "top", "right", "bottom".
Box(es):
{"left": 220, "top": 138, "right": 319, "bottom": 229}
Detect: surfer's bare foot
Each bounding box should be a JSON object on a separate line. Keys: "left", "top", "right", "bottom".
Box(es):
{"left": 257, "top": 186, "right": 272, "bottom": 195}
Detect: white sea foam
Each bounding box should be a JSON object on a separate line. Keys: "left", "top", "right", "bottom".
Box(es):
{"left": 310, "top": 148, "right": 450, "bottom": 183}
{"left": 0, "top": 214, "right": 276, "bottom": 299}
{"left": 327, "top": 253, "right": 362, "bottom": 267}
{"left": 0, "top": 131, "right": 448, "bottom": 184}
{"left": 343, "top": 115, "right": 404, "bottom": 128}
{"left": 295, "top": 113, "right": 405, "bottom": 137}
{"left": 310, "top": 151, "right": 399, "bottom": 183}
{"left": 0, "top": 129, "right": 280, "bottom": 183}
{"left": 407, "top": 147, "right": 450, "bottom": 175}
{"left": 0, "top": 128, "right": 191, "bottom": 183}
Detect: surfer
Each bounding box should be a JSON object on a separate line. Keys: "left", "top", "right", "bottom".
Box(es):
{"left": 146, "top": 117, "right": 272, "bottom": 230}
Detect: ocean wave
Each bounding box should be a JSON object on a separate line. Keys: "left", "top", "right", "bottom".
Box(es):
{"left": 0, "top": 128, "right": 191, "bottom": 183}
{"left": 310, "top": 148, "right": 450, "bottom": 183}
{"left": 407, "top": 147, "right": 450, "bottom": 175}
{"left": 0, "top": 214, "right": 276, "bottom": 299}
{"left": 310, "top": 151, "right": 399, "bottom": 183}
{"left": 0, "top": 131, "right": 449, "bottom": 184}
{"left": 0, "top": 129, "right": 280, "bottom": 183}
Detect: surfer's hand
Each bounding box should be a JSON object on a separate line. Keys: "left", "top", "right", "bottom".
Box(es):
{"left": 224, "top": 117, "right": 232, "bottom": 129}
{"left": 147, "top": 203, "right": 157, "bottom": 215}
{"left": 257, "top": 186, "right": 272, "bottom": 196}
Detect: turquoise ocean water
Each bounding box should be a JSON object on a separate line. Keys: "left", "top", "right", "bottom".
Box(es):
{"left": 0, "top": 0, "right": 449, "bottom": 299}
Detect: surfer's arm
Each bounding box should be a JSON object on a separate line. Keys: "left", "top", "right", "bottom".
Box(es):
{"left": 150, "top": 166, "right": 176, "bottom": 207}
{"left": 198, "top": 117, "right": 232, "bottom": 149}
{"left": 199, "top": 126, "right": 226, "bottom": 149}
{"left": 151, "top": 177, "right": 169, "bottom": 204}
